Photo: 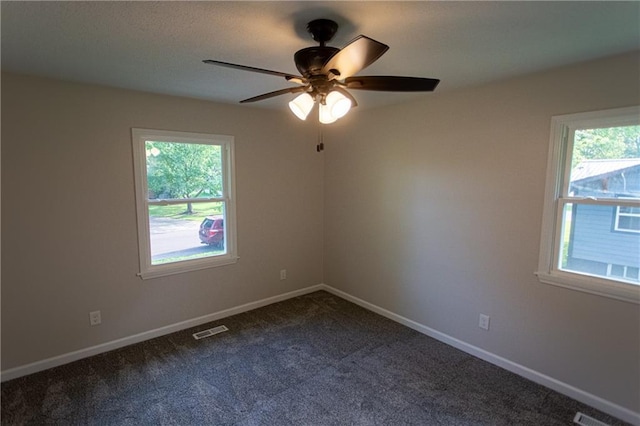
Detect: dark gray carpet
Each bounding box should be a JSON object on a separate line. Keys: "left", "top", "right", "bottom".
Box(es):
{"left": 1, "top": 291, "right": 628, "bottom": 425}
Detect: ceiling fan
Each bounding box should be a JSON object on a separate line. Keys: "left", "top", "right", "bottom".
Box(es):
{"left": 203, "top": 19, "right": 440, "bottom": 124}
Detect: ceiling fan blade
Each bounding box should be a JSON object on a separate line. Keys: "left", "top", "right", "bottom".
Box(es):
{"left": 203, "top": 59, "right": 303, "bottom": 81}
{"left": 344, "top": 76, "right": 440, "bottom": 92}
{"left": 285, "top": 76, "right": 306, "bottom": 85}
{"left": 321, "top": 35, "right": 389, "bottom": 80}
{"left": 239, "top": 86, "right": 307, "bottom": 103}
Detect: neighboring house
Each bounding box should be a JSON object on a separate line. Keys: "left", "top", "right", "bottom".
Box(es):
{"left": 566, "top": 159, "right": 640, "bottom": 282}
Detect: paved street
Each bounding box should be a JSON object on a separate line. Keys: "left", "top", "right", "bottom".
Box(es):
{"left": 149, "top": 217, "right": 219, "bottom": 261}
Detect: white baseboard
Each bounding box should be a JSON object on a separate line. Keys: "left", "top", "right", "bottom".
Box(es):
{"left": 0, "top": 284, "right": 325, "bottom": 383}
{"left": 321, "top": 285, "right": 640, "bottom": 426}
{"left": 2, "top": 282, "right": 637, "bottom": 425}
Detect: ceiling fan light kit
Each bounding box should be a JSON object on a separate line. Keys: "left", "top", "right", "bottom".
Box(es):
{"left": 204, "top": 18, "right": 440, "bottom": 124}
{"left": 289, "top": 90, "right": 352, "bottom": 123}
{"left": 289, "top": 92, "right": 315, "bottom": 120}
{"left": 319, "top": 91, "right": 352, "bottom": 124}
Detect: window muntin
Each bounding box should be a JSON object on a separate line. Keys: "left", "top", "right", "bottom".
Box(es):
{"left": 132, "top": 129, "right": 237, "bottom": 279}
{"left": 537, "top": 107, "right": 640, "bottom": 303}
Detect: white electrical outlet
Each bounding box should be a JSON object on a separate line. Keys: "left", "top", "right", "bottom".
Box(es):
{"left": 280, "top": 269, "right": 287, "bottom": 280}
{"left": 89, "top": 310, "right": 101, "bottom": 326}
{"left": 479, "top": 314, "right": 490, "bottom": 330}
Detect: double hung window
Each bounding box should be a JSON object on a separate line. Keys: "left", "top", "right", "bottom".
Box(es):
{"left": 132, "top": 128, "right": 237, "bottom": 279}
{"left": 536, "top": 106, "right": 640, "bottom": 303}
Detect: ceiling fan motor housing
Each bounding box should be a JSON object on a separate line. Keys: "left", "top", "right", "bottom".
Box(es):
{"left": 294, "top": 46, "right": 339, "bottom": 78}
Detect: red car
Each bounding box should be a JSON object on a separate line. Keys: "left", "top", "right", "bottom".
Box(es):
{"left": 199, "top": 216, "right": 224, "bottom": 248}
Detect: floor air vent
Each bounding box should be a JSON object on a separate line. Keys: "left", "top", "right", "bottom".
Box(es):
{"left": 193, "top": 325, "right": 228, "bottom": 340}
{"left": 573, "top": 412, "right": 610, "bottom": 426}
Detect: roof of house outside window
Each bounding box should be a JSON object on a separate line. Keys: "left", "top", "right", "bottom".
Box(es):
{"left": 571, "top": 159, "right": 640, "bottom": 184}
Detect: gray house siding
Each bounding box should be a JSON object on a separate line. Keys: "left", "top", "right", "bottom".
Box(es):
{"left": 569, "top": 204, "right": 639, "bottom": 267}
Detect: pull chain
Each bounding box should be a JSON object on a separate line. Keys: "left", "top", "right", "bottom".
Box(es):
{"left": 316, "top": 123, "right": 324, "bottom": 152}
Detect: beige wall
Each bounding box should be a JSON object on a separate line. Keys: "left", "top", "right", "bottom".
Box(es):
{"left": 324, "top": 51, "right": 640, "bottom": 413}
{"left": 1, "top": 73, "right": 324, "bottom": 369}
{"left": 2, "top": 51, "right": 639, "bottom": 416}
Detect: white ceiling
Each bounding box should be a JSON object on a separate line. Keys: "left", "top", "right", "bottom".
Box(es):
{"left": 2, "top": 1, "right": 639, "bottom": 110}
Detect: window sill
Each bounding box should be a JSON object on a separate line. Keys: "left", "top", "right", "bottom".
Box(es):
{"left": 138, "top": 255, "right": 239, "bottom": 280}
{"left": 535, "top": 271, "right": 640, "bottom": 304}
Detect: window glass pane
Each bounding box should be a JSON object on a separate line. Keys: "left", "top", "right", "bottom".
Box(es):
{"left": 619, "top": 206, "right": 640, "bottom": 214}
{"left": 146, "top": 141, "right": 223, "bottom": 200}
{"left": 617, "top": 215, "right": 640, "bottom": 232}
{"left": 149, "top": 201, "right": 226, "bottom": 265}
{"left": 610, "top": 264, "right": 625, "bottom": 277}
{"left": 569, "top": 125, "right": 640, "bottom": 200}
{"left": 560, "top": 203, "right": 639, "bottom": 284}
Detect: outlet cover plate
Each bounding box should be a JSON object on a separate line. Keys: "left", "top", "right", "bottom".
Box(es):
{"left": 479, "top": 314, "right": 490, "bottom": 330}
{"left": 90, "top": 310, "right": 101, "bottom": 326}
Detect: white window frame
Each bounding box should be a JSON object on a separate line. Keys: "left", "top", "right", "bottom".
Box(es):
{"left": 614, "top": 205, "right": 640, "bottom": 233}
{"left": 536, "top": 106, "right": 640, "bottom": 304}
{"left": 132, "top": 128, "right": 238, "bottom": 279}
